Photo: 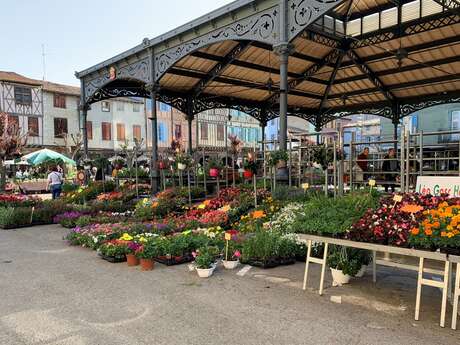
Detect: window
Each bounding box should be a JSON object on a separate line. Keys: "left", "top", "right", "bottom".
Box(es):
{"left": 8, "top": 115, "right": 19, "bottom": 130}
{"left": 133, "top": 103, "right": 140, "bottom": 112}
{"left": 117, "top": 102, "right": 124, "bottom": 111}
{"left": 158, "top": 122, "right": 167, "bottom": 142}
{"left": 28, "top": 117, "right": 39, "bottom": 137}
{"left": 116, "top": 123, "right": 126, "bottom": 141}
{"left": 217, "top": 124, "right": 225, "bottom": 141}
{"left": 101, "top": 101, "right": 110, "bottom": 112}
{"left": 200, "top": 123, "right": 208, "bottom": 140}
{"left": 54, "top": 118, "right": 68, "bottom": 138}
{"left": 159, "top": 103, "right": 171, "bottom": 112}
{"left": 86, "top": 121, "right": 93, "bottom": 140}
{"left": 175, "top": 124, "right": 182, "bottom": 139}
{"left": 53, "top": 94, "right": 66, "bottom": 108}
{"left": 14, "top": 87, "right": 32, "bottom": 105}
{"left": 133, "top": 125, "right": 142, "bottom": 141}
{"left": 451, "top": 111, "right": 460, "bottom": 140}
{"left": 102, "top": 122, "right": 112, "bottom": 141}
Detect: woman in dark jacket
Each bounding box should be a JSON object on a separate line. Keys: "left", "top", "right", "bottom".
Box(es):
{"left": 381, "top": 148, "right": 399, "bottom": 192}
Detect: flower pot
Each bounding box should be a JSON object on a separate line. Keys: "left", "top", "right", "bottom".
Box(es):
{"left": 355, "top": 265, "right": 367, "bottom": 278}
{"left": 330, "top": 268, "right": 351, "bottom": 286}
{"left": 223, "top": 260, "right": 239, "bottom": 270}
{"left": 158, "top": 161, "right": 166, "bottom": 170}
{"left": 209, "top": 168, "right": 220, "bottom": 178}
{"left": 126, "top": 254, "right": 139, "bottom": 267}
{"left": 196, "top": 267, "right": 214, "bottom": 278}
{"left": 140, "top": 258, "right": 154, "bottom": 271}
{"left": 177, "top": 163, "right": 186, "bottom": 171}
{"left": 243, "top": 170, "right": 253, "bottom": 179}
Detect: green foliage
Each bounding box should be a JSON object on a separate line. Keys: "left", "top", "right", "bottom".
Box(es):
{"left": 194, "top": 246, "right": 219, "bottom": 269}
{"left": 117, "top": 168, "right": 149, "bottom": 178}
{"left": 0, "top": 207, "right": 32, "bottom": 228}
{"left": 327, "top": 246, "right": 369, "bottom": 276}
{"left": 207, "top": 157, "right": 223, "bottom": 170}
{"left": 99, "top": 242, "right": 128, "bottom": 259}
{"left": 136, "top": 239, "right": 159, "bottom": 259}
{"left": 241, "top": 230, "right": 296, "bottom": 262}
{"left": 267, "top": 150, "right": 288, "bottom": 167}
{"left": 62, "top": 182, "right": 79, "bottom": 194}
{"left": 292, "top": 192, "right": 380, "bottom": 236}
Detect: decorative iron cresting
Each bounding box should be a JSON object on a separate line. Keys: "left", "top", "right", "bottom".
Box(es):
{"left": 154, "top": 6, "right": 279, "bottom": 80}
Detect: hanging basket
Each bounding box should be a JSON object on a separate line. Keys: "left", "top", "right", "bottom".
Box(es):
{"left": 243, "top": 170, "right": 253, "bottom": 179}
{"left": 209, "top": 168, "right": 220, "bottom": 178}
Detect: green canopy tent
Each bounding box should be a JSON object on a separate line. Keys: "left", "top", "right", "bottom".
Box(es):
{"left": 22, "top": 149, "right": 76, "bottom": 166}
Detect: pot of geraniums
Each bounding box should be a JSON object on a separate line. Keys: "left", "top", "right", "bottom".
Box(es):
{"left": 208, "top": 157, "right": 222, "bottom": 178}
{"left": 222, "top": 230, "right": 241, "bottom": 269}
{"left": 136, "top": 239, "right": 159, "bottom": 271}
{"left": 243, "top": 157, "right": 257, "bottom": 179}
{"left": 176, "top": 153, "right": 191, "bottom": 171}
{"left": 327, "top": 246, "right": 361, "bottom": 286}
{"left": 126, "top": 242, "right": 142, "bottom": 266}
{"left": 193, "top": 246, "right": 219, "bottom": 278}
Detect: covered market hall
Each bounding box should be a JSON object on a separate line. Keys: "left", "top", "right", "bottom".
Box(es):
{"left": 75, "top": 0, "right": 460, "bottom": 192}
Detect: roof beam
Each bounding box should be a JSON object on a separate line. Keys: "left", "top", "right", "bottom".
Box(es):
{"left": 167, "top": 67, "right": 323, "bottom": 100}
{"left": 347, "top": 50, "right": 395, "bottom": 101}
{"left": 192, "top": 41, "right": 251, "bottom": 97}
{"left": 350, "top": 11, "right": 460, "bottom": 49}
{"left": 329, "top": 74, "right": 460, "bottom": 99}
{"left": 319, "top": 51, "right": 345, "bottom": 111}
{"left": 335, "top": 55, "right": 460, "bottom": 84}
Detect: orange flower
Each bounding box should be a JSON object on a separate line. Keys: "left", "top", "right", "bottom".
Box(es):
{"left": 252, "top": 210, "right": 266, "bottom": 219}
{"left": 411, "top": 228, "right": 419, "bottom": 235}
{"left": 400, "top": 204, "right": 424, "bottom": 214}
{"left": 152, "top": 201, "right": 159, "bottom": 208}
{"left": 441, "top": 231, "right": 447, "bottom": 237}
{"left": 432, "top": 221, "right": 440, "bottom": 229}
{"left": 203, "top": 200, "right": 212, "bottom": 206}
{"left": 424, "top": 229, "right": 433, "bottom": 236}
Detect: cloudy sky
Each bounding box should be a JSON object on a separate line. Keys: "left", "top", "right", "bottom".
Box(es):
{"left": 1, "top": 0, "right": 234, "bottom": 85}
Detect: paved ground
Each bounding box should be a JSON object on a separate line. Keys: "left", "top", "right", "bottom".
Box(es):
{"left": 0, "top": 225, "right": 458, "bottom": 345}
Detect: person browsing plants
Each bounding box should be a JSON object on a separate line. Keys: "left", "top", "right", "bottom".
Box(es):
{"left": 46, "top": 165, "right": 63, "bottom": 200}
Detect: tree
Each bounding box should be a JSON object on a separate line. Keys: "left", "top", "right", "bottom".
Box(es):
{"left": 56, "top": 132, "right": 83, "bottom": 161}
{"left": 0, "top": 112, "right": 28, "bottom": 191}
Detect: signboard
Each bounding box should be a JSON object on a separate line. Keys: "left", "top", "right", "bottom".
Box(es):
{"left": 416, "top": 176, "right": 460, "bottom": 197}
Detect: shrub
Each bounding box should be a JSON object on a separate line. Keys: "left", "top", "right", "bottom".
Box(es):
{"left": 0, "top": 207, "right": 32, "bottom": 228}
{"left": 241, "top": 230, "right": 296, "bottom": 263}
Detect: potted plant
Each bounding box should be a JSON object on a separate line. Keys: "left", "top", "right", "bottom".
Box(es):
{"left": 207, "top": 158, "right": 223, "bottom": 178}
{"left": 243, "top": 157, "right": 257, "bottom": 179}
{"left": 267, "top": 150, "right": 288, "bottom": 169}
{"left": 126, "top": 242, "right": 142, "bottom": 267}
{"left": 158, "top": 158, "right": 168, "bottom": 170}
{"left": 176, "top": 153, "right": 191, "bottom": 171}
{"left": 223, "top": 231, "right": 241, "bottom": 269}
{"left": 327, "top": 246, "right": 361, "bottom": 286}
{"left": 193, "top": 246, "right": 218, "bottom": 278}
{"left": 98, "top": 240, "right": 128, "bottom": 263}
{"left": 136, "top": 240, "right": 159, "bottom": 271}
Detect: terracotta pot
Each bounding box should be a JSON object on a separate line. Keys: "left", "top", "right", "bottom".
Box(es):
{"left": 140, "top": 258, "right": 154, "bottom": 271}
{"left": 209, "top": 168, "right": 220, "bottom": 177}
{"left": 243, "top": 170, "right": 253, "bottom": 179}
{"left": 126, "top": 254, "right": 139, "bottom": 267}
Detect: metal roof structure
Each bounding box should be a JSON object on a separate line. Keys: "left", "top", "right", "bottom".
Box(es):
{"left": 76, "top": 0, "right": 460, "bottom": 191}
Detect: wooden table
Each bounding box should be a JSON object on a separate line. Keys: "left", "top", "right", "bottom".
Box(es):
{"left": 297, "top": 234, "right": 457, "bottom": 329}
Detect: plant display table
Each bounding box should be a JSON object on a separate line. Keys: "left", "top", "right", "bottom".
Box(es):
{"left": 297, "top": 234, "right": 459, "bottom": 329}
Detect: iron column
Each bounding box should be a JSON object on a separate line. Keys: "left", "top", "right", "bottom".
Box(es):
{"left": 149, "top": 87, "right": 159, "bottom": 194}
{"left": 79, "top": 79, "right": 89, "bottom": 160}
{"left": 186, "top": 97, "right": 194, "bottom": 155}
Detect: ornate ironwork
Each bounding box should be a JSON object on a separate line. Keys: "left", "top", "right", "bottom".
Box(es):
{"left": 154, "top": 7, "right": 279, "bottom": 80}
{"left": 400, "top": 95, "right": 460, "bottom": 117}
{"left": 87, "top": 86, "right": 149, "bottom": 105}
{"left": 288, "top": 0, "right": 345, "bottom": 41}
{"left": 84, "top": 57, "right": 150, "bottom": 104}
{"left": 192, "top": 96, "right": 264, "bottom": 122}
{"left": 347, "top": 50, "right": 395, "bottom": 101}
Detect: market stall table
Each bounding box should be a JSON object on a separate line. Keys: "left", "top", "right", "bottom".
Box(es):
{"left": 297, "top": 234, "right": 454, "bottom": 329}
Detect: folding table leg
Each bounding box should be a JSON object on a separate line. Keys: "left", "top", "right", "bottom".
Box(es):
{"left": 372, "top": 251, "right": 377, "bottom": 283}
{"left": 440, "top": 261, "right": 449, "bottom": 328}
{"left": 318, "top": 243, "right": 329, "bottom": 296}
{"left": 302, "top": 240, "right": 312, "bottom": 291}
{"left": 415, "top": 257, "right": 424, "bottom": 321}
{"left": 453, "top": 263, "right": 460, "bottom": 330}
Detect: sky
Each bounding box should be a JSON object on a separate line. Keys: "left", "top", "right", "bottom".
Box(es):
{"left": 0, "top": 0, "right": 234, "bottom": 86}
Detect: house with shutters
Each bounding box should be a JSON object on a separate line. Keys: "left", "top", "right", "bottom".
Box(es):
{"left": 0, "top": 71, "right": 149, "bottom": 155}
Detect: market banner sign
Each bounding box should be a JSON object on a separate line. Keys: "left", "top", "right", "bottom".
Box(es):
{"left": 416, "top": 176, "right": 460, "bottom": 197}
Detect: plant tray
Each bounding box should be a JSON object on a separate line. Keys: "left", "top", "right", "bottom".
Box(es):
{"left": 154, "top": 254, "right": 194, "bottom": 266}
{"left": 99, "top": 254, "right": 126, "bottom": 263}
{"left": 440, "top": 247, "right": 460, "bottom": 256}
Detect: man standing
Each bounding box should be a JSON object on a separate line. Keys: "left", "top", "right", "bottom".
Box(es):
{"left": 382, "top": 148, "right": 399, "bottom": 192}
{"left": 46, "top": 166, "right": 63, "bottom": 199}
{"left": 357, "top": 147, "right": 369, "bottom": 181}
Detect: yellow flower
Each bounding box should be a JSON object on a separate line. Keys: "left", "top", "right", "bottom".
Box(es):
{"left": 120, "top": 233, "right": 133, "bottom": 241}
{"left": 198, "top": 203, "right": 206, "bottom": 210}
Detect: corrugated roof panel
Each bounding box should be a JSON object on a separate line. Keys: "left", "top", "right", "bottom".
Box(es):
{"left": 421, "top": 0, "right": 443, "bottom": 17}
{"left": 402, "top": 1, "right": 421, "bottom": 23}
{"left": 363, "top": 13, "right": 379, "bottom": 34}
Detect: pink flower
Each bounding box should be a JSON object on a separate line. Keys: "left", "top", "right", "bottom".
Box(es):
{"left": 233, "top": 250, "right": 241, "bottom": 258}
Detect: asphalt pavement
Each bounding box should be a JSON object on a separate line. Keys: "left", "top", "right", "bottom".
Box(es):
{"left": 0, "top": 225, "right": 458, "bottom": 345}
